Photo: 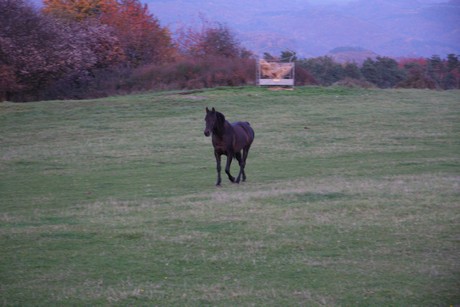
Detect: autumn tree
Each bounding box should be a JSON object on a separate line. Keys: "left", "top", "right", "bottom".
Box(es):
{"left": 1, "top": 0, "right": 79, "bottom": 100}
{"left": 101, "top": 0, "right": 174, "bottom": 65}
{"left": 43, "top": 0, "right": 174, "bottom": 66}
{"left": 177, "top": 20, "right": 249, "bottom": 59}
{"left": 396, "top": 58, "right": 434, "bottom": 89}
{"left": 43, "top": 0, "right": 118, "bottom": 21}
{"left": 397, "top": 65, "right": 436, "bottom": 89}
{"left": 200, "top": 24, "right": 241, "bottom": 58}
{"left": 0, "top": 0, "right": 123, "bottom": 101}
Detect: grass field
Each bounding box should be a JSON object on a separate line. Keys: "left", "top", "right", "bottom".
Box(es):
{"left": 1, "top": 86, "right": 459, "bottom": 305}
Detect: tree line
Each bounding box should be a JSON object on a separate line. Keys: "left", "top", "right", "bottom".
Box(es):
{"left": 271, "top": 50, "right": 459, "bottom": 90}
{"left": 1, "top": 0, "right": 459, "bottom": 102}
{"left": 293, "top": 53, "right": 460, "bottom": 90}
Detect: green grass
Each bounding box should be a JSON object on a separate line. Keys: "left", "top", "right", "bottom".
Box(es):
{"left": 1, "top": 86, "right": 459, "bottom": 305}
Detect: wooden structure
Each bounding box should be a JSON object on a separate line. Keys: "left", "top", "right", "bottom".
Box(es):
{"left": 257, "top": 59, "right": 295, "bottom": 87}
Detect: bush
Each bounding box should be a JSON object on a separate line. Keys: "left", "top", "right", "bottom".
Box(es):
{"left": 68, "top": 56, "right": 257, "bottom": 97}
{"left": 333, "top": 77, "right": 375, "bottom": 89}
{"left": 396, "top": 73, "right": 437, "bottom": 89}
{"left": 294, "top": 66, "right": 319, "bottom": 86}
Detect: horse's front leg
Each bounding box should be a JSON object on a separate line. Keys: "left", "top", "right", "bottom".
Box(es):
{"left": 225, "top": 154, "right": 235, "bottom": 183}
{"left": 215, "top": 152, "right": 222, "bottom": 186}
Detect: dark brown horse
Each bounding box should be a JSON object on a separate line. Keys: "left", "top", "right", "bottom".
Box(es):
{"left": 204, "top": 107, "right": 255, "bottom": 186}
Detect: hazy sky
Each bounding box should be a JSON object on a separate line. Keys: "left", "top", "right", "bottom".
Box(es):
{"left": 30, "top": 0, "right": 451, "bottom": 8}
{"left": 28, "top": 0, "right": 458, "bottom": 57}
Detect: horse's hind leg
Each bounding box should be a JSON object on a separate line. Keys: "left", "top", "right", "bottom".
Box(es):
{"left": 235, "top": 152, "right": 243, "bottom": 183}
{"left": 241, "top": 146, "right": 251, "bottom": 182}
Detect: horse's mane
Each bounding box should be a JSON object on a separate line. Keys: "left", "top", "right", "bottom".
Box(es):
{"left": 214, "top": 111, "right": 226, "bottom": 136}
{"left": 216, "top": 111, "right": 225, "bottom": 124}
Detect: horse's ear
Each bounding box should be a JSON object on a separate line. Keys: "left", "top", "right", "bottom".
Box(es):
{"left": 206, "top": 107, "right": 209, "bottom": 113}
{"left": 212, "top": 107, "right": 216, "bottom": 112}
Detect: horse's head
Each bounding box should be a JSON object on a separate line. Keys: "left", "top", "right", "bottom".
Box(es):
{"left": 204, "top": 107, "right": 216, "bottom": 137}
{"left": 204, "top": 107, "right": 225, "bottom": 137}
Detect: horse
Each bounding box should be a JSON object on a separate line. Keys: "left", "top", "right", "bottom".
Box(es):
{"left": 204, "top": 107, "right": 255, "bottom": 186}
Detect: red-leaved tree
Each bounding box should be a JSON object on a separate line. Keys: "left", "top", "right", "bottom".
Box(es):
{"left": 0, "top": 0, "right": 124, "bottom": 101}
{"left": 43, "top": 0, "right": 175, "bottom": 66}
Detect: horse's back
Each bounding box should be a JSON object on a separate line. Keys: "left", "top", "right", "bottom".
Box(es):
{"left": 232, "top": 121, "right": 254, "bottom": 150}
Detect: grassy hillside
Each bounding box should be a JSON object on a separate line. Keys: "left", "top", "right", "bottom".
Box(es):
{"left": 1, "top": 87, "right": 459, "bottom": 305}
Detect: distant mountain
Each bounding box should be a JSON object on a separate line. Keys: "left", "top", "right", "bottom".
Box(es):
{"left": 328, "top": 47, "right": 379, "bottom": 64}
{"left": 149, "top": 0, "right": 460, "bottom": 58}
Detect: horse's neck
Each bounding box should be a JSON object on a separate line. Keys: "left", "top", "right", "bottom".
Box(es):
{"left": 213, "top": 120, "right": 231, "bottom": 139}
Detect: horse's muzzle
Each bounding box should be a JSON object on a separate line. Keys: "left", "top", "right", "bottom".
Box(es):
{"left": 204, "top": 130, "right": 210, "bottom": 137}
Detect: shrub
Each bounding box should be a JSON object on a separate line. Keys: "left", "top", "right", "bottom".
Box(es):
{"left": 333, "top": 77, "right": 375, "bottom": 89}
{"left": 82, "top": 56, "right": 257, "bottom": 96}
{"left": 396, "top": 71, "right": 436, "bottom": 89}
{"left": 294, "top": 66, "right": 319, "bottom": 86}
